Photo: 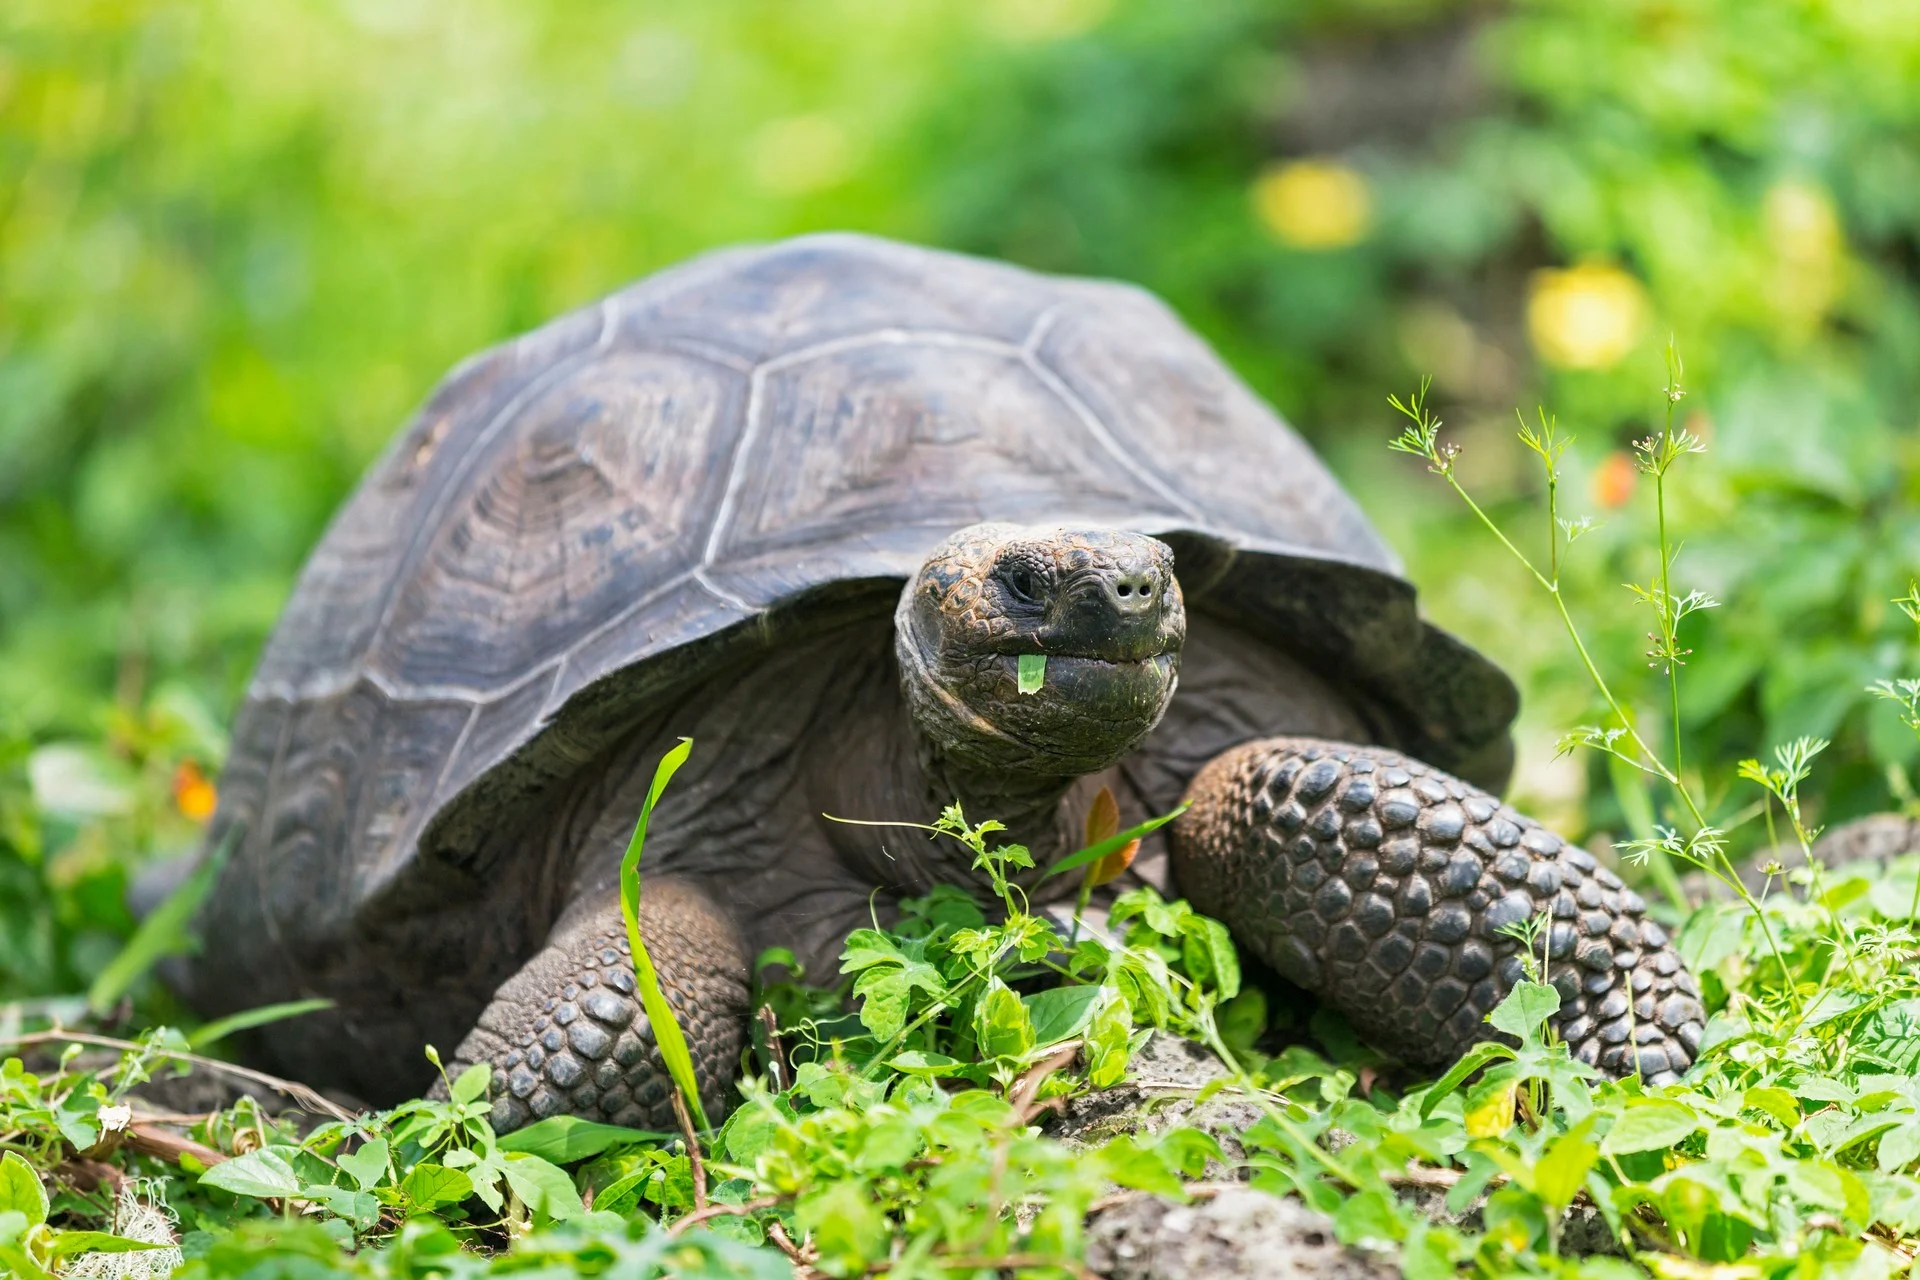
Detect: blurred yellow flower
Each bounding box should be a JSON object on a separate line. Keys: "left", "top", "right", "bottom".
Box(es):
{"left": 748, "top": 115, "right": 857, "bottom": 196}
{"left": 1764, "top": 178, "right": 1843, "bottom": 334}
{"left": 1252, "top": 159, "right": 1373, "bottom": 251}
{"left": 1527, "top": 263, "right": 1648, "bottom": 370}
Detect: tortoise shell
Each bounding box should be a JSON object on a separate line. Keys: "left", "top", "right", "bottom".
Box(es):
{"left": 207, "top": 233, "right": 1516, "bottom": 942}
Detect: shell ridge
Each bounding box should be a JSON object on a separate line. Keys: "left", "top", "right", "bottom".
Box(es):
{"left": 1019, "top": 341, "right": 1203, "bottom": 522}
{"left": 357, "top": 295, "right": 623, "bottom": 682}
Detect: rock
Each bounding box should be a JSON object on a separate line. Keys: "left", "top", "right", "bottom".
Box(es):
{"left": 1086, "top": 1189, "right": 1397, "bottom": 1280}
{"left": 1049, "top": 1032, "right": 1263, "bottom": 1167}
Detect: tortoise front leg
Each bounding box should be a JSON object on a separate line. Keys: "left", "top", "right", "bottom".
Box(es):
{"left": 448, "top": 880, "right": 750, "bottom": 1133}
{"left": 1172, "top": 737, "right": 1705, "bottom": 1083}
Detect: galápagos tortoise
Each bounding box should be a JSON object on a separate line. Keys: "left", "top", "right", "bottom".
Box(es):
{"left": 183, "top": 233, "right": 1705, "bottom": 1131}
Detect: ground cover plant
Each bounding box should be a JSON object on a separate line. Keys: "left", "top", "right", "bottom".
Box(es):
{"left": 9, "top": 358, "right": 1920, "bottom": 1277}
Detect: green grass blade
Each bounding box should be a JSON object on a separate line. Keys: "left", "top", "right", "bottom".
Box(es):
{"left": 617, "top": 737, "right": 709, "bottom": 1131}
{"left": 1043, "top": 802, "right": 1189, "bottom": 881}
{"left": 88, "top": 827, "right": 236, "bottom": 1014}
{"left": 1017, "top": 653, "right": 1047, "bottom": 694}
{"left": 187, "top": 998, "right": 334, "bottom": 1049}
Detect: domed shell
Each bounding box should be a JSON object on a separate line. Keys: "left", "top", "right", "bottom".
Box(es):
{"left": 209, "top": 234, "right": 1516, "bottom": 933}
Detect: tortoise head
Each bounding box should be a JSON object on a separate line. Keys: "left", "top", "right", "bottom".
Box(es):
{"left": 895, "top": 523, "right": 1186, "bottom": 778}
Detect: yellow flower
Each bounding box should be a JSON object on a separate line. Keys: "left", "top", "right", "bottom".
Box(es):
{"left": 1527, "top": 262, "right": 1648, "bottom": 370}
{"left": 1252, "top": 160, "right": 1373, "bottom": 251}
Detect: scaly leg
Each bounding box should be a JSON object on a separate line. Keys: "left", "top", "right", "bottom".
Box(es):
{"left": 1174, "top": 738, "right": 1705, "bottom": 1083}
{"left": 448, "top": 879, "right": 749, "bottom": 1132}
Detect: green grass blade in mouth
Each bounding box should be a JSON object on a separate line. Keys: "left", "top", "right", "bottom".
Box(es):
{"left": 1017, "top": 653, "right": 1047, "bottom": 695}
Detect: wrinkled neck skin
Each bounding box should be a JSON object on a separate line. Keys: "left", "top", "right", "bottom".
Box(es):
{"left": 911, "top": 722, "right": 1085, "bottom": 893}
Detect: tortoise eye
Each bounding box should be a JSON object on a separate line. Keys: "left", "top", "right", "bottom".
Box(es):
{"left": 1002, "top": 566, "right": 1041, "bottom": 604}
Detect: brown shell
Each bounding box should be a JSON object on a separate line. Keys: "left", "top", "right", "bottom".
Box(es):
{"left": 209, "top": 234, "right": 1516, "bottom": 933}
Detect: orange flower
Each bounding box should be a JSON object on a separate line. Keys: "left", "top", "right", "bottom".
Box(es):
{"left": 1594, "top": 450, "right": 1638, "bottom": 510}
{"left": 172, "top": 760, "right": 218, "bottom": 823}
{"left": 1082, "top": 785, "right": 1140, "bottom": 888}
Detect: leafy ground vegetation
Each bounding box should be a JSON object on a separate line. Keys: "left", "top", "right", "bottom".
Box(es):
{"left": 11, "top": 366, "right": 1920, "bottom": 1278}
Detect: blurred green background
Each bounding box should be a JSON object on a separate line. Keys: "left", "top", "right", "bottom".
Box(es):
{"left": 6, "top": 0, "right": 1920, "bottom": 1002}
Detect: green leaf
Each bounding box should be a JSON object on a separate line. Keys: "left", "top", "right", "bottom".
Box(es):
{"left": 1488, "top": 980, "right": 1560, "bottom": 1041}
{"left": 973, "top": 978, "right": 1034, "bottom": 1061}
{"left": 400, "top": 1164, "right": 474, "bottom": 1210}
{"left": 498, "top": 1115, "right": 670, "bottom": 1163}
{"left": 88, "top": 827, "right": 233, "bottom": 1015}
{"left": 886, "top": 1051, "right": 969, "bottom": 1077}
{"left": 187, "top": 998, "right": 334, "bottom": 1049}
{"left": 0, "top": 1153, "right": 48, "bottom": 1228}
{"left": 300, "top": 1183, "right": 380, "bottom": 1229}
{"left": 1418, "top": 1041, "right": 1517, "bottom": 1119}
{"left": 1017, "top": 653, "right": 1046, "bottom": 694}
{"left": 501, "top": 1153, "right": 587, "bottom": 1222}
{"left": 1534, "top": 1130, "right": 1599, "bottom": 1209}
{"left": 797, "top": 1180, "right": 889, "bottom": 1276}
{"left": 200, "top": 1148, "right": 301, "bottom": 1199}
{"left": 1084, "top": 989, "right": 1134, "bottom": 1088}
{"left": 449, "top": 1061, "right": 493, "bottom": 1105}
{"left": 1179, "top": 916, "right": 1241, "bottom": 1000}
{"left": 47, "top": 1232, "right": 167, "bottom": 1262}
{"left": 1023, "top": 984, "right": 1103, "bottom": 1047}
{"left": 617, "top": 737, "right": 710, "bottom": 1131}
{"left": 1881, "top": 1122, "right": 1920, "bottom": 1173}
{"left": 1601, "top": 1101, "right": 1700, "bottom": 1155}
{"left": 336, "top": 1138, "right": 389, "bottom": 1192}
{"left": 1744, "top": 1086, "right": 1801, "bottom": 1129}
{"left": 1046, "top": 804, "right": 1190, "bottom": 880}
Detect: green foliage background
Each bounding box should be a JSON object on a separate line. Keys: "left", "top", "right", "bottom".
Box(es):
{"left": 6, "top": 0, "right": 1920, "bottom": 994}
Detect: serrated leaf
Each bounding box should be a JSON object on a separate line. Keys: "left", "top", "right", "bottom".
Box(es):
{"left": 1602, "top": 1101, "right": 1699, "bottom": 1155}
{"left": 498, "top": 1115, "right": 670, "bottom": 1163}
{"left": 1488, "top": 980, "right": 1560, "bottom": 1041}
{"left": 1017, "top": 653, "right": 1047, "bottom": 694}
{"left": 0, "top": 1153, "right": 48, "bottom": 1228}
{"left": 200, "top": 1148, "right": 301, "bottom": 1199}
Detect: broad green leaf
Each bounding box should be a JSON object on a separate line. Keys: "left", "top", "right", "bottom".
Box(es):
{"left": 501, "top": 1153, "right": 586, "bottom": 1222}
{"left": 1179, "top": 916, "right": 1241, "bottom": 1000}
{"left": 1418, "top": 1041, "right": 1516, "bottom": 1119}
{"left": 1023, "top": 984, "right": 1103, "bottom": 1047}
{"left": 1882, "top": 1123, "right": 1920, "bottom": 1175}
{"left": 617, "top": 737, "right": 709, "bottom": 1131}
{"left": 974, "top": 978, "right": 1034, "bottom": 1061}
{"left": 1743, "top": 1086, "right": 1800, "bottom": 1130}
{"left": 200, "top": 1148, "right": 301, "bottom": 1199}
{"left": 1601, "top": 1101, "right": 1700, "bottom": 1155}
{"left": 188, "top": 998, "right": 333, "bottom": 1049}
{"left": 1488, "top": 980, "right": 1560, "bottom": 1041}
{"left": 1084, "top": 989, "right": 1134, "bottom": 1088}
{"left": 798, "top": 1181, "right": 890, "bottom": 1276}
{"left": 300, "top": 1183, "right": 380, "bottom": 1229}
{"left": 400, "top": 1164, "right": 474, "bottom": 1209}
{"left": 498, "top": 1115, "right": 670, "bottom": 1163}
{"left": 1534, "top": 1131, "right": 1599, "bottom": 1209}
{"left": 0, "top": 1153, "right": 48, "bottom": 1228}
{"left": 1675, "top": 901, "right": 1748, "bottom": 971}
{"left": 449, "top": 1061, "right": 493, "bottom": 1105}
{"left": 887, "top": 1051, "right": 968, "bottom": 1077}
{"left": 1017, "top": 653, "right": 1046, "bottom": 694}
{"left": 1331, "top": 1189, "right": 1400, "bottom": 1248}
{"left": 336, "top": 1138, "right": 389, "bottom": 1192}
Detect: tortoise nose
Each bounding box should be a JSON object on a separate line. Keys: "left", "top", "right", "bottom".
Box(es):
{"left": 1107, "top": 567, "right": 1161, "bottom": 617}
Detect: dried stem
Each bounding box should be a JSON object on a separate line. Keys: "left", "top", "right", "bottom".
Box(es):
{"left": 2, "top": 1030, "right": 356, "bottom": 1122}
{"left": 1008, "top": 1041, "right": 1079, "bottom": 1125}
{"left": 669, "top": 1083, "right": 708, "bottom": 1211}
{"left": 666, "top": 1194, "right": 782, "bottom": 1237}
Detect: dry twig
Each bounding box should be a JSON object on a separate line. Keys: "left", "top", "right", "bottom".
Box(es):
{"left": 4, "top": 1030, "right": 355, "bottom": 1122}
{"left": 669, "top": 1084, "right": 708, "bottom": 1211}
